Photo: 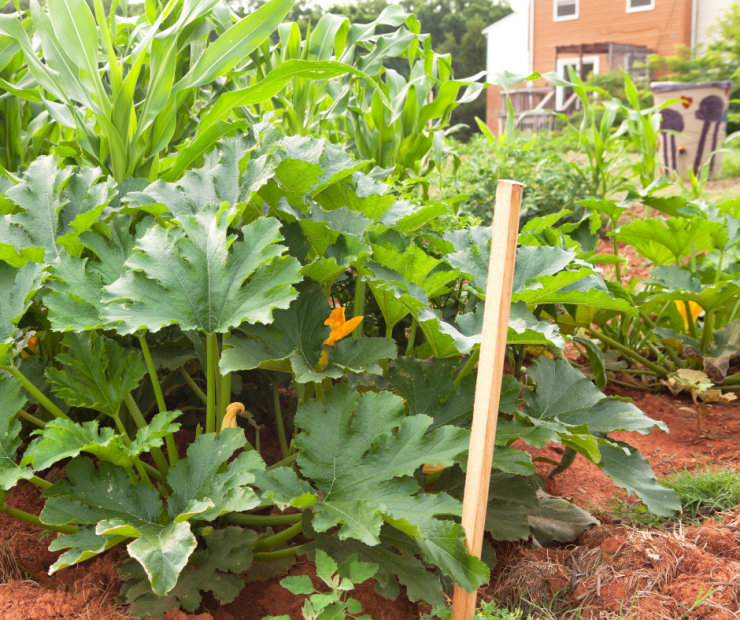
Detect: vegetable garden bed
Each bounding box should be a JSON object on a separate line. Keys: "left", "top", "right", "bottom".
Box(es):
{"left": 0, "top": 389, "right": 737, "bottom": 620}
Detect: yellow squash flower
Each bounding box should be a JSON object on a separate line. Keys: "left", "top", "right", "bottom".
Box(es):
{"left": 325, "top": 308, "right": 364, "bottom": 345}
{"left": 21, "top": 336, "right": 38, "bottom": 358}
{"left": 319, "top": 308, "right": 364, "bottom": 369}
{"left": 422, "top": 464, "right": 446, "bottom": 475}
{"left": 221, "top": 402, "right": 245, "bottom": 431}
{"left": 675, "top": 300, "right": 702, "bottom": 331}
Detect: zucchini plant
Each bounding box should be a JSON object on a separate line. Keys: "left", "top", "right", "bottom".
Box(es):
{"left": 0, "top": 115, "right": 679, "bottom": 617}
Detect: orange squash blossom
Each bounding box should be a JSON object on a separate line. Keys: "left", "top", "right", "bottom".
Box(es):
{"left": 674, "top": 300, "right": 702, "bottom": 331}
{"left": 221, "top": 402, "right": 245, "bottom": 431}
{"left": 319, "top": 308, "right": 364, "bottom": 369}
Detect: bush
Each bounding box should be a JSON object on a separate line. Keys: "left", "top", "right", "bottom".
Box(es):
{"left": 456, "top": 132, "right": 590, "bottom": 225}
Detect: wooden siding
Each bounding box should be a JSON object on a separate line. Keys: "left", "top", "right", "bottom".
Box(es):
{"left": 532, "top": 0, "right": 692, "bottom": 79}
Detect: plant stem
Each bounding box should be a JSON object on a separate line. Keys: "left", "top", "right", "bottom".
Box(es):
{"left": 272, "top": 381, "right": 289, "bottom": 459}
{"left": 728, "top": 298, "right": 740, "bottom": 325}
{"left": 690, "top": 242, "right": 697, "bottom": 273}
{"left": 254, "top": 545, "right": 306, "bottom": 562}
{"left": 714, "top": 250, "right": 724, "bottom": 285}
{"left": 17, "top": 408, "right": 46, "bottom": 428}
{"left": 252, "top": 522, "right": 304, "bottom": 552}
{"left": 587, "top": 329, "right": 668, "bottom": 377}
{"left": 453, "top": 348, "right": 480, "bottom": 388}
{"left": 30, "top": 476, "right": 51, "bottom": 489}
{"left": 610, "top": 378, "right": 648, "bottom": 391}
{"left": 1, "top": 364, "right": 70, "bottom": 420}
{"left": 137, "top": 333, "right": 179, "bottom": 467}
{"left": 267, "top": 452, "right": 298, "bottom": 471}
{"left": 683, "top": 301, "right": 699, "bottom": 340}
{"left": 699, "top": 310, "right": 714, "bottom": 354}
{"left": 405, "top": 319, "right": 417, "bottom": 356}
{"left": 113, "top": 413, "right": 154, "bottom": 487}
{"left": 0, "top": 503, "right": 78, "bottom": 534}
{"left": 144, "top": 370, "right": 178, "bottom": 418}
{"left": 224, "top": 512, "right": 302, "bottom": 526}
{"left": 180, "top": 367, "right": 207, "bottom": 404}
{"left": 206, "top": 333, "right": 217, "bottom": 433}
{"left": 612, "top": 235, "right": 622, "bottom": 284}
{"left": 352, "top": 275, "right": 365, "bottom": 338}
{"left": 123, "top": 394, "right": 170, "bottom": 477}
{"left": 719, "top": 373, "right": 740, "bottom": 386}
{"left": 216, "top": 332, "right": 229, "bottom": 431}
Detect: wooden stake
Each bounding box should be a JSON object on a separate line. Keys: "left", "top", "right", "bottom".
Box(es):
{"left": 451, "top": 179, "right": 523, "bottom": 620}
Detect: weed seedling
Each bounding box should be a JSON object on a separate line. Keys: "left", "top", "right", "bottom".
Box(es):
{"left": 264, "top": 550, "right": 378, "bottom": 620}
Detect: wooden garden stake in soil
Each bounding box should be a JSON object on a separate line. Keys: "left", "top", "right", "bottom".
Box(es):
{"left": 451, "top": 179, "right": 523, "bottom": 620}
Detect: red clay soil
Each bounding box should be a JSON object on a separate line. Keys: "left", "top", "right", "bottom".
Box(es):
{"left": 521, "top": 383, "right": 740, "bottom": 511}
{"left": 487, "top": 510, "right": 740, "bottom": 619}
{"left": 0, "top": 386, "right": 738, "bottom": 618}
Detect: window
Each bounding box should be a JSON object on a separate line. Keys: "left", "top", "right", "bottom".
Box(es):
{"left": 626, "top": 0, "right": 654, "bottom": 13}
{"left": 554, "top": 0, "right": 578, "bottom": 21}
{"left": 555, "top": 56, "right": 599, "bottom": 110}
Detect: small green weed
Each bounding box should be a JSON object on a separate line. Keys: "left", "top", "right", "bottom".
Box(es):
{"left": 421, "top": 601, "right": 523, "bottom": 620}
{"left": 603, "top": 466, "right": 740, "bottom": 527}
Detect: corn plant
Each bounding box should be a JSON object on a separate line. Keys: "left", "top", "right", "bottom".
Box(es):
{"left": 543, "top": 67, "right": 629, "bottom": 200}
{"left": 0, "top": 0, "right": 372, "bottom": 182}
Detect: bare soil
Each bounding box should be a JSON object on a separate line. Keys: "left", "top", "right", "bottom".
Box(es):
{"left": 1, "top": 383, "right": 737, "bottom": 619}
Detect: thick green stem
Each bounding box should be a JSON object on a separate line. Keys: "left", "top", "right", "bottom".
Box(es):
{"left": 267, "top": 452, "right": 298, "bottom": 471}
{"left": 144, "top": 370, "right": 178, "bottom": 418}
{"left": 124, "top": 394, "right": 170, "bottom": 477}
{"left": 180, "top": 367, "right": 207, "bottom": 404}
{"left": 17, "top": 409, "right": 46, "bottom": 428}
{"left": 405, "top": 319, "right": 417, "bottom": 356}
{"left": 352, "top": 276, "right": 365, "bottom": 338}
{"left": 2, "top": 364, "right": 70, "bottom": 420}
{"left": 216, "top": 332, "right": 229, "bottom": 431}
{"left": 587, "top": 329, "right": 668, "bottom": 377}
{"left": 252, "top": 522, "right": 303, "bottom": 552}
{"left": 30, "top": 476, "right": 51, "bottom": 489}
{"left": 719, "top": 373, "right": 740, "bottom": 386}
{"left": 714, "top": 250, "right": 724, "bottom": 285}
{"left": 382, "top": 323, "right": 393, "bottom": 371}
{"left": 272, "top": 382, "right": 289, "bottom": 459}
{"left": 683, "top": 301, "right": 699, "bottom": 340}
{"left": 137, "top": 333, "right": 179, "bottom": 467}
{"left": 699, "top": 310, "right": 714, "bottom": 354}
{"left": 690, "top": 242, "right": 697, "bottom": 273}
{"left": 0, "top": 503, "right": 77, "bottom": 534}
{"left": 254, "top": 545, "right": 306, "bottom": 561}
{"left": 206, "top": 333, "right": 217, "bottom": 433}
{"left": 727, "top": 298, "right": 740, "bottom": 326}
{"left": 113, "top": 413, "right": 154, "bottom": 487}
{"left": 224, "top": 512, "right": 302, "bottom": 526}
{"left": 454, "top": 348, "right": 480, "bottom": 388}
{"left": 612, "top": 235, "right": 622, "bottom": 284}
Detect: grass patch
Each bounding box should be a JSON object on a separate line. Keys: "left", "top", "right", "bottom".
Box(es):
{"left": 722, "top": 149, "right": 740, "bottom": 178}
{"left": 602, "top": 466, "right": 740, "bottom": 528}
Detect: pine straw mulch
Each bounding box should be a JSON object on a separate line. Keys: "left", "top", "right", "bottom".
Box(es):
{"left": 486, "top": 508, "right": 740, "bottom": 619}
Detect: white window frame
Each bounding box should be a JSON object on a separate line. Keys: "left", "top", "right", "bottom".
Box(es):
{"left": 626, "top": 0, "right": 655, "bottom": 14}
{"left": 555, "top": 56, "right": 600, "bottom": 110}
{"left": 553, "top": 0, "right": 579, "bottom": 22}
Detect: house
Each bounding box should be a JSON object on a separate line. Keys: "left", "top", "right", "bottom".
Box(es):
{"left": 484, "top": 0, "right": 735, "bottom": 133}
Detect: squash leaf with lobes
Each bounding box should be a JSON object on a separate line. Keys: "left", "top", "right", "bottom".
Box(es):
{"left": 102, "top": 207, "right": 302, "bottom": 334}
